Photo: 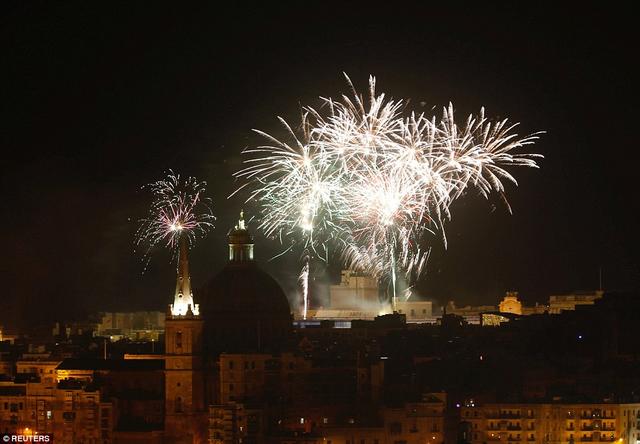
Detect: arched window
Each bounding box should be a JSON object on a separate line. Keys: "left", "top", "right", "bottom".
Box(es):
{"left": 175, "top": 396, "right": 183, "bottom": 413}
{"left": 176, "top": 331, "right": 183, "bottom": 349}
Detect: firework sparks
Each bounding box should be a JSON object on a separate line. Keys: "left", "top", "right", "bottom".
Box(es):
{"left": 136, "top": 171, "right": 215, "bottom": 267}
{"left": 235, "top": 75, "right": 542, "bottom": 310}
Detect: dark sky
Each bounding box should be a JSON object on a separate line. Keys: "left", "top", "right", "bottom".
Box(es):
{"left": 1, "top": 3, "right": 638, "bottom": 328}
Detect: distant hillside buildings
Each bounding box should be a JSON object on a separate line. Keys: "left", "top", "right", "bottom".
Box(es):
{"left": 0, "top": 213, "right": 634, "bottom": 444}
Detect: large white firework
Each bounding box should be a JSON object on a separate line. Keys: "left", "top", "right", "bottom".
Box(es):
{"left": 235, "top": 75, "right": 542, "bottom": 309}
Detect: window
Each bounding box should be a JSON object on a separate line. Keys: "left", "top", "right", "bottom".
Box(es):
{"left": 229, "top": 384, "right": 234, "bottom": 391}
{"left": 229, "top": 361, "right": 234, "bottom": 370}
{"left": 176, "top": 331, "right": 183, "bottom": 348}
{"left": 175, "top": 396, "right": 183, "bottom": 413}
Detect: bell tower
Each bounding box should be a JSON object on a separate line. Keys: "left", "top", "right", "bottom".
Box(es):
{"left": 165, "top": 238, "right": 206, "bottom": 443}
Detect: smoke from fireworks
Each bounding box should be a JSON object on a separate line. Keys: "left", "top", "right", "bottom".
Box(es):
{"left": 235, "top": 75, "right": 542, "bottom": 310}
{"left": 136, "top": 171, "right": 216, "bottom": 267}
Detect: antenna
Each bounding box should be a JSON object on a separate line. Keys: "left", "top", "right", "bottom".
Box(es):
{"left": 598, "top": 266, "right": 603, "bottom": 291}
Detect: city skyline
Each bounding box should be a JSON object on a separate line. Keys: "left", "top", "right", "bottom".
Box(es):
{"left": 1, "top": 3, "right": 638, "bottom": 328}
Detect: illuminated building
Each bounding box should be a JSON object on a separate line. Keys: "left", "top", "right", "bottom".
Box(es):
{"left": 445, "top": 292, "right": 547, "bottom": 325}
{"left": 209, "top": 349, "right": 444, "bottom": 444}
{"left": 499, "top": 292, "right": 523, "bottom": 315}
{"left": 0, "top": 379, "right": 113, "bottom": 443}
{"left": 16, "top": 357, "right": 62, "bottom": 385}
{"left": 480, "top": 313, "right": 511, "bottom": 327}
{"left": 164, "top": 237, "right": 206, "bottom": 443}
{"left": 95, "top": 311, "right": 165, "bottom": 341}
{"left": 320, "top": 393, "right": 446, "bottom": 444}
{"left": 445, "top": 302, "right": 497, "bottom": 325}
{"left": 0, "top": 325, "right": 18, "bottom": 344}
{"left": 170, "top": 238, "right": 199, "bottom": 317}
{"left": 329, "top": 270, "right": 380, "bottom": 309}
{"left": 461, "top": 402, "right": 640, "bottom": 444}
{"left": 164, "top": 212, "right": 293, "bottom": 443}
{"left": 307, "top": 270, "right": 433, "bottom": 322}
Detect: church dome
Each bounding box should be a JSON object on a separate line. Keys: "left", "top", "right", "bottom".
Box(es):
{"left": 201, "top": 262, "right": 291, "bottom": 318}
{"left": 197, "top": 212, "right": 292, "bottom": 353}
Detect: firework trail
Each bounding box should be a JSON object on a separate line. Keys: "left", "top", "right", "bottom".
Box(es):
{"left": 136, "top": 171, "right": 216, "bottom": 268}
{"left": 298, "top": 256, "right": 310, "bottom": 319}
{"left": 235, "top": 75, "right": 542, "bottom": 310}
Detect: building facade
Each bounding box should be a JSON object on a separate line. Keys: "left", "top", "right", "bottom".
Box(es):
{"left": 0, "top": 379, "right": 113, "bottom": 443}
{"left": 461, "top": 403, "right": 640, "bottom": 444}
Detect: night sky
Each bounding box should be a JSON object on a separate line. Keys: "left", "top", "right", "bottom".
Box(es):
{"left": 1, "top": 3, "right": 638, "bottom": 328}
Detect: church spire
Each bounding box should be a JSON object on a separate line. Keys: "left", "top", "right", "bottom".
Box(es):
{"left": 170, "top": 236, "right": 199, "bottom": 316}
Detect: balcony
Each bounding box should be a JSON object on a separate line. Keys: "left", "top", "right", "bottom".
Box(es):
{"left": 580, "top": 438, "right": 593, "bottom": 442}
{"left": 507, "top": 426, "right": 522, "bottom": 431}
{"left": 581, "top": 426, "right": 594, "bottom": 431}
{"left": 501, "top": 413, "right": 522, "bottom": 419}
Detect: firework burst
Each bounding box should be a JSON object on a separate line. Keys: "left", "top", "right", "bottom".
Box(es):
{"left": 235, "top": 74, "right": 542, "bottom": 310}
{"left": 136, "top": 171, "right": 215, "bottom": 267}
